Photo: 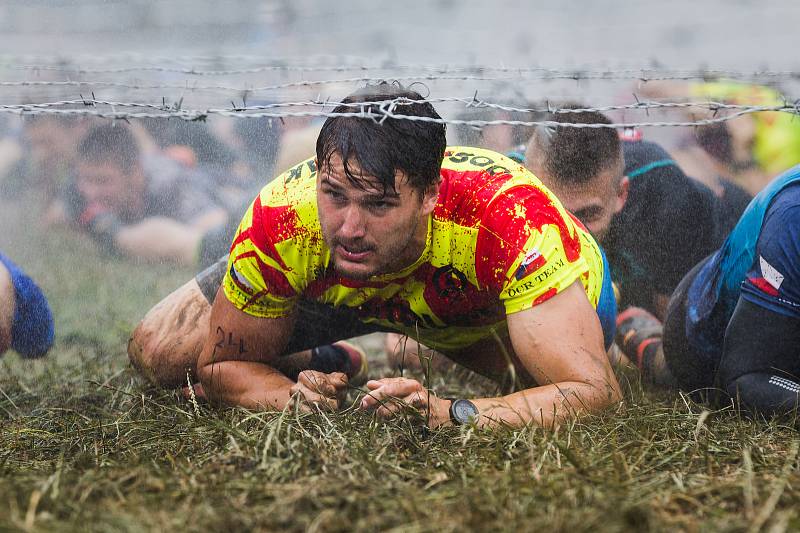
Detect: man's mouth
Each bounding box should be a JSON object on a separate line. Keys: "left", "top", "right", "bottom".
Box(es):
{"left": 336, "top": 243, "right": 374, "bottom": 262}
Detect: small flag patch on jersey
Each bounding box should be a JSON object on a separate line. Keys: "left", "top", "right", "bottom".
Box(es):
{"left": 515, "top": 247, "right": 546, "bottom": 280}
{"left": 760, "top": 256, "right": 785, "bottom": 291}
{"left": 747, "top": 256, "right": 785, "bottom": 297}
{"left": 230, "top": 263, "right": 256, "bottom": 294}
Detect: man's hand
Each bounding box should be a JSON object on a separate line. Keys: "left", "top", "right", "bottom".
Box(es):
{"left": 290, "top": 370, "right": 349, "bottom": 412}
{"left": 359, "top": 377, "right": 452, "bottom": 427}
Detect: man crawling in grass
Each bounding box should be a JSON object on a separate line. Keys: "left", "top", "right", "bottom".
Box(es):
{"left": 128, "top": 82, "right": 621, "bottom": 429}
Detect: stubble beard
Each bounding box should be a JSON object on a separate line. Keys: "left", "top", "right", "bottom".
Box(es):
{"left": 329, "top": 218, "right": 422, "bottom": 281}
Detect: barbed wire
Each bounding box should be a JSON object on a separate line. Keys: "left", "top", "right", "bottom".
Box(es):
{"left": 8, "top": 63, "right": 800, "bottom": 82}
{"left": 4, "top": 97, "right": 798, "bottom": 116}
{"left": 2, "top": 74, "right": 798, "bottom": 99}
{"left": 1, "top": 97, "right": 797, "bottom": 128}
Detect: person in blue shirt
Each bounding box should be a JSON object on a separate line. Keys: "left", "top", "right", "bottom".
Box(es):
{"left": 619, "top": 165, "right": 800, "bottom": 415}
{"left": 0, "top": 252, "right": 54, "bottom": 359}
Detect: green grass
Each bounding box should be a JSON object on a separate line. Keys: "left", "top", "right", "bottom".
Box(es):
{"left": 1, "top": 196, "right": 799, "bottom": 532}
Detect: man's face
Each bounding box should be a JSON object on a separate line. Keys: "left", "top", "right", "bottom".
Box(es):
{"left": 76, "top": 160, "right": 144, "bottom": 216}
{"left": 317, "top": 154, "right": 438, "bottom": 280}
{"left": 543, "top": 159, "right": 627, "bottom": 243}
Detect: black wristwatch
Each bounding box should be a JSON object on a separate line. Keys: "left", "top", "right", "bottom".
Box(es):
{"left": 449, "top": 399, "right": 479, "bottom": 425}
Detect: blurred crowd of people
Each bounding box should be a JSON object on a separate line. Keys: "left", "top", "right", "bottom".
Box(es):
{"left": 0, "top": 110, "right": 322, "bottom": 269}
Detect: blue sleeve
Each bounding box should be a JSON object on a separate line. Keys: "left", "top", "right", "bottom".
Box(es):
{"left": 0, "top": 252, "right": 54, "bottom": 358}
{"left": 740, "top": 189, "right": 800, "bottom": 319}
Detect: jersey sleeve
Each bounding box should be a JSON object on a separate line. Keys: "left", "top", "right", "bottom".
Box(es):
{"left": 475, "top": 185, "right": 589, "bottom": 315}
{"left": 740, "top": 200, "right": 800, "bottom": 319}
{"left": 222, "top": 192, "right": 300, "bottom": 318}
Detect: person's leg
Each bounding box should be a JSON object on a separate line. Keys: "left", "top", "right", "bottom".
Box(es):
{"left": 0, "top": 253, "right": 54, "bottom": 359}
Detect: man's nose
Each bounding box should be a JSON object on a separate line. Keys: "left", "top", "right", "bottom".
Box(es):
{"left": 338, "top": 205, "right": 367, "bottom": 239}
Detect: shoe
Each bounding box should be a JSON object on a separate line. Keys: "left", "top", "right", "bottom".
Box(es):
{"left": 615, "top": 307, "right": 663, "bottom": 368}
{"left": 332, "top": 341, "right": 369, "bottom": 387}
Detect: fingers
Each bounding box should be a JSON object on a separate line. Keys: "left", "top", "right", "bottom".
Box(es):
{"left": 287, "top": 373, "right": 430, "bottom": 418}
{"left": 298, "top": 370, "right": 348, "bottom": 396}
{"left": 360, "top": 378, "right": 427, "bottom": 418}
{"left": 291, "top": 370, "right": 349, "bottom": 412}
{"left": 290, "top": 382, "right": 340, "bottom": 411}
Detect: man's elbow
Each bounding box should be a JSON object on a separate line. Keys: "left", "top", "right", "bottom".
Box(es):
{"left": 583, "top": 377, "right": 623, "bottom": 413}
{"left": 596, "top": 381, "right": 623, "bottom": 410}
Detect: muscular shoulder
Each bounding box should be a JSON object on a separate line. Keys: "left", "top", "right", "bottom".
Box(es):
{"left": 435, "top": 146, "right": 539, "bottom": 227}
{"left": 224, "top": 156, "right": 324, "bottom": 317}
{"left": 248, "top": 156, "right": 322, "bottom": 243}
{"left": 439, "top": 152, "right": 586, "bottom": 291}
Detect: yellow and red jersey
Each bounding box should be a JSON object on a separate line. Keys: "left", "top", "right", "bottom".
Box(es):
{"left": 223, "top": 146, "right": 606, "bottom": 353}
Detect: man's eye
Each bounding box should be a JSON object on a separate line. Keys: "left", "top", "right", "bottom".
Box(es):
{"left": 367, "top": 200, "right": 393, "bottom": 212}
{"left": 326, "top": 189, "right": 346, "bottom": 201}
{"left": 576, "top": 210, "right": 602, "bottom": 222}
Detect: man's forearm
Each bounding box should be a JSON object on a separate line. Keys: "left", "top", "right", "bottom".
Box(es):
{"left": 197, "top": 360, "right": 295, "bottom": 410}
{"left": 471, "top": 380, "right": 620, "bottom": 429}
{"left": 115, "top": 217, "right": 203, "bottom": 265}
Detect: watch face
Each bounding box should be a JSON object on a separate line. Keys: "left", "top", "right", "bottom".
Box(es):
{"left": 451, "top": 399, "right": 479, "bottom": 424}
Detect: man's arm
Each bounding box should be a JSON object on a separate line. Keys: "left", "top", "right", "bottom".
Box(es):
{"left": 718, "top": 298, "right": 800, "bottom": 415}
{"left": 114, "top": 217, "right": 207, "bottom": 265}
{"left": 472, "top": 281, "right": 622, "bottom": 427}
{"left": 107, "top": 208, "right": 226, "bottom": 265}
{"left": 195, "top": 287, "right": 297, "bottom": 409}
{"left": 194, "top": 288, "right": 347, "bottom": 412}
{"left": 361, "top": 282, "right": 622, "bottom": 428}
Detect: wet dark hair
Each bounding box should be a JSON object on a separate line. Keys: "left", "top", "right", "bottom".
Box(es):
{"left": 77, "top": 124, "right": 139, "bottom": 174}
{"left": 533, "top": 105, "right": 622, "bottom": 186}
{"left": 695, "top": 123, "right": 733, "bottom": 164}
{"left": 316, "top": 81, "right": 446, "bottom": 195}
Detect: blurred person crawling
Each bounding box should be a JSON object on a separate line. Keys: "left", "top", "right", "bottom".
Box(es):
{"left": 639, "top": 80, "right": 800, "bottom": 196}
{"left": 619, "top": 164, "right": 800, "bottom": 417}
{"left": 0, "top": 252, "right": 54, "bottom": 359}
{"left": 128, "top": 82, "right": 621, "bottom": 429}
{"left": 526, "top": 108, "right": 750, "bottom": 322}
{"left": 68, "top": 124, "right": 228, "bottom": 265}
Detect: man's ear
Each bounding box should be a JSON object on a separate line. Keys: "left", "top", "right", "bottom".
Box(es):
{"left": 615, "top": 176, "right": 630, "bottom": 214}
{"left": 421, "top": 178, "right": 441, "bottom": 215}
